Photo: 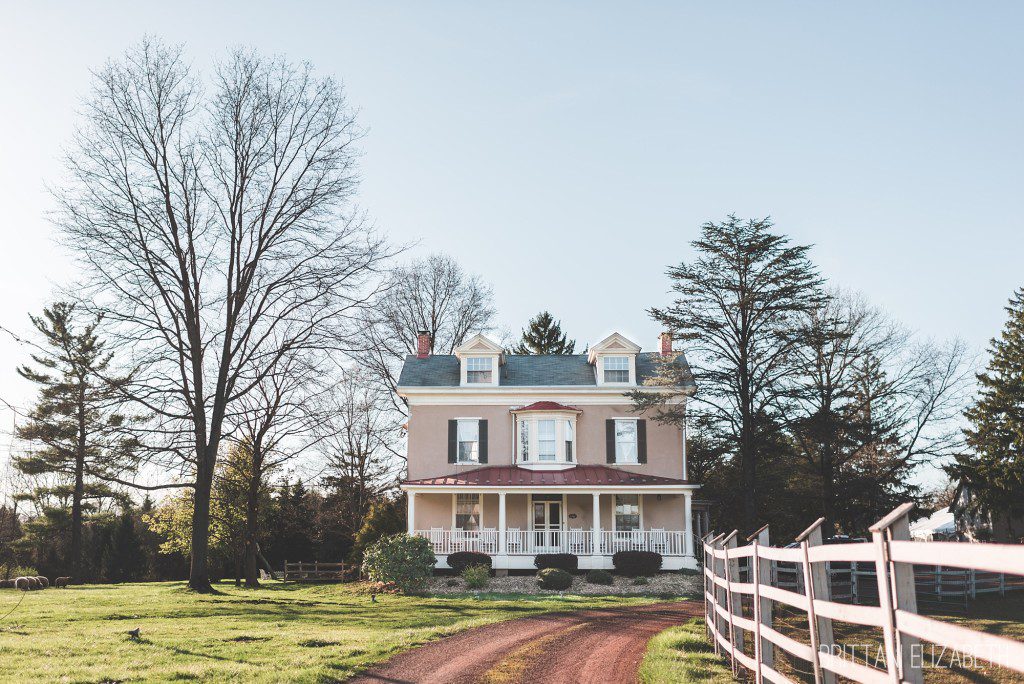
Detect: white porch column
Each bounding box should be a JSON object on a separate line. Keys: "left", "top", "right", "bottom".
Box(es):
{"left": 683, "top": 491, "right": 694, "bottom": 556}
{"left": 498, "top": 492, "right": 507, "bottom": 554}
{"left": 592, "top": 493, "right": 601, "bottom": 553}
{"left": 407, "top": 491, "right": 416, "bottom": 535}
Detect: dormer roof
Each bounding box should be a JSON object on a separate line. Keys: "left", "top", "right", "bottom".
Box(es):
{"left": 587, "top": 332, "right": 642, "bottom": 364}
{"left": 454, "top": 333, "right": 504, "bottom": 362}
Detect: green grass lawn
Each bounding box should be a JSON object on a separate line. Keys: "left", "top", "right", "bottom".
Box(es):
{"left": 639, "top": 618, "right": 734, "bottom": 684}
{"left": 0, "top": 581, "right": 657, "bottom": 683}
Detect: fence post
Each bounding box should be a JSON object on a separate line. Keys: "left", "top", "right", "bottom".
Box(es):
{"left": 796, "top": 518, "right": 834, "bottom": 684}
{"left": 283, "top": 559, "right": 288, "bottom": 583}
{"left": 870, "top": 503, "right": 923, "bottom": 684}
{"left": 747, "top": 523, "right": 774, "bottom": 682}
{"left": 722, "top": 530, "right": 740, "bottom": 675}
{"left": 706, "top": 532, "right": 725, "bottom": 656}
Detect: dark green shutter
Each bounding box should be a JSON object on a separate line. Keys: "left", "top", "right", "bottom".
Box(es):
{"left": 478, "top": 420, "right": 488, "bottom": 463}
{"left": 448, "top": 420, "right": 457, "bottom": 463}
{"left": 637, "top": 420, "right": 648, "bottom": 463}
{"left": 606, "top": 419, "right": 615, "bottom": 463}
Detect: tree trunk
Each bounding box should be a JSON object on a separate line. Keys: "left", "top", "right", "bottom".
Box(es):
{"left": 821, "top": 455, "right": 835, "bottom": 537}
{"left": 740, "top": 420, "right": 757, "bottom": 531}
{"left": 243, "top": 462, "right": 262, "bottom": 588}
{"left": 188, "top": 447, "right": 215, "bottom": 592}
{"left": 70, "top": 459, "right": 84, "bottom": 579}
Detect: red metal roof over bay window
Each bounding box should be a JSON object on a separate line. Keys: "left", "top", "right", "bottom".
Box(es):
{"left": 403, "top": 465, "right": 688, "bottom": 487}
{"left": 509, "top": 401, "right": 582, "bottom": 413}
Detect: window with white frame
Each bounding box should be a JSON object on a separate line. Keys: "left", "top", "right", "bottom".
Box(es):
{"left": 603, "top": 355, "right": 630, "bottom": 383}
{"left": 564, "top": 419, "right": 574, "bottom": 462}
{"left": 614, "top": 494, "right": 640, "bottom": 531}
{"left": 466, "top": 357, "right": 493, "bottom": 383}
{"left": 515, "top": 414, "right": 576, "bottom": 463}
{"left": 457, "top": 419, "right": 479, "bottom": 462}
{"left": 614, "top": 419, "right": 638, "bottom": 463}
{"left": 455, "top": 493, "right": 481, "bottom": 530}
{"left": 537, "top": 420, "right": 556, "bottom": 461}
{"left": 519, "top": 419, "right": 530, "bottom": 461}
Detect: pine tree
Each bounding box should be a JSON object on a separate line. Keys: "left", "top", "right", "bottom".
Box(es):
{"left": 949, "top": 288, "right": 1024, "bottom": 540}
{"left": 14, "top": 303, "right": 136, "bottom": 577}
{"left": 511, "top": 311, "right": 576, "bottom": 354}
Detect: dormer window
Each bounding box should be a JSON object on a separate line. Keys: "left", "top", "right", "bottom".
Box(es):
{"left": 466, "top": 357, "right": 493, "bottom": 384}
{"left": 603, "top": 356, "right": 630, "bottom": 383}
{"left": 588, "top": 332, "right": 641, "bottom": 386}
{"left": 454, "top": 334, "right": 504, "bottom": 387}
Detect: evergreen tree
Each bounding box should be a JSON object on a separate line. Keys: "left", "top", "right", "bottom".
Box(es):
{"left": 949, "top": 288, "right": 1024, "bottom": 539}
{"left": 511, "top": 311, "right": 576, "bottom": 354}
{"left": 14, "top": 302, "right": 136, "bottom": 577}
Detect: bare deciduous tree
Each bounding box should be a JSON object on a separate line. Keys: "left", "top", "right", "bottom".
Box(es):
{"left": 55, "top": 40, "right": 388, "bottom": 591}
{"left": 357, "top": 254, "right": 496, "bottom": 413}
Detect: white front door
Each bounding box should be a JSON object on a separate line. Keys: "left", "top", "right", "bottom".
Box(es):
{"left": 532, "top": 494, "right": 563, "bottom": 551}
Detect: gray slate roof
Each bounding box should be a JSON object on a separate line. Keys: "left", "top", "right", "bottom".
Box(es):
{"left": 397, "top": 352, "right": 696, "bottom": 389}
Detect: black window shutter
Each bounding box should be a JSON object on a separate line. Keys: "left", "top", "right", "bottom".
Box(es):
{"left": 478, "top": 420, "right": 488, "bottom": 463}
{"left": 606, "top": 419, "right": 616, "bottom": 463}
{"left": 448, "top": 420, "right": 457, "bottom": 463}
{"left": 637, "top": 420, "right": 648, "bottom": 464}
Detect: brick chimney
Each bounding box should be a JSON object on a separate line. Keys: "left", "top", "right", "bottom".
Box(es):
{"left": 658, "top": 331, "right": 673, "bottom": 357}
{"left": 416, "top": 330, "right": 431, "bottom": 359}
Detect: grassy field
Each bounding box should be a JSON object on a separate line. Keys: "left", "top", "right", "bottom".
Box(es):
{"left": 0, "top": 581, "right": 659, "bottom": 683}
{"left": 639, "top": 618, "right": 733, "bottom": 683}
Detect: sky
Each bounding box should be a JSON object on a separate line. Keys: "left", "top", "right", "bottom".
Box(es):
{"left": 1, "top": 2, "right": 1022, "bottom": 487}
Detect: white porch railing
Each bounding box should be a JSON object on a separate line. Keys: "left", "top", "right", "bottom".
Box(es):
{"left": 414, "top": 529, "right": 690, "bottom": 556}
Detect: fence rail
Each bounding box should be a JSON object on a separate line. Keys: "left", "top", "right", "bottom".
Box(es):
{"left": 703, "top": 503, "right": 1024, "bottom": 683}
{"left": 282, "top": 561, "right": 347, "bottom": 582}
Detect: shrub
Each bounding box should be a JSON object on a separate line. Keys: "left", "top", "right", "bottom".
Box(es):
{"left": 632, "top": 576, "right": 650, "bottom": 586}
{"left": 0, "top": 565, "right": 38, "bottom": 581}
{"left": 447, "top": 551, "right": 492, "bottom": 574}
{"left": 445, "top": 578, "right": 460, "bottom": 587}
{"left": 585, "top": 569, "right": 614, "bottom": 585}
{"left": 537, "top": 568, "right": 573, "bottom": 591}
{"left": 534, "top": 553, "right": 578, "bottom": 573}
{"left": 462, "top": 564, "right": 490, "bottom": 589}
{"left": 612, "top": 550, "right": 662, "bottom": 577}
{"left": 362, "top": 533, "right": 436, "bottom": 594}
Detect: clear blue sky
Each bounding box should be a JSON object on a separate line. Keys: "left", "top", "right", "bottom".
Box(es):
{"left": 1, "top": 3, "right": 1022, "bottom": 482}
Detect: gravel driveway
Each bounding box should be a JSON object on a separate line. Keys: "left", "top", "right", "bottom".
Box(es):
{"left": 351, "top": 601, "right": 702, "bottom": 684}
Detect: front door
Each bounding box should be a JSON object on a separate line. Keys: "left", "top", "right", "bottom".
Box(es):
{"left": 532, "top": 494, "right": 563, "bottom": 551}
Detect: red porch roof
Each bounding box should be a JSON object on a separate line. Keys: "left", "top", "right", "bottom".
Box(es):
{"left": 403, "top": 465, "right": 689, "bottom": 487}
{"left": 509, "top": 401, "right": 581, "bottom": 413}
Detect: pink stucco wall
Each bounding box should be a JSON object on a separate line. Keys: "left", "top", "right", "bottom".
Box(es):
{"left": 411, "top": 492, "right": 685, "bottom": 532}
{"left": 406, "top": 403, "right": 684, "bottom": 481}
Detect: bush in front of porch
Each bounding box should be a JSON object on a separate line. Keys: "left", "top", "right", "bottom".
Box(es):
{"left": 533, "top": 553, "right": 578, "bottom": 573}
{"left": 612, "top": 551, "right": 662, "bottom": 577}
{"left": 447, "top": 551, "right": 492, "bottom": 574}
{"left": 362, "top": 533, "right": 436, "bottom": 594}
{"left": 537, "top": 568, "right": 573, "bottom": 591}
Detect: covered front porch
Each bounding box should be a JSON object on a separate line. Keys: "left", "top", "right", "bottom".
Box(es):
{"left": 404, "top": 486, "right": 703, "bottom": 571}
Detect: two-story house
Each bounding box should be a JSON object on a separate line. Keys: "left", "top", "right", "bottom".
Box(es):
{"left": 398, "top": 330, "right": 704, "bottom": 571}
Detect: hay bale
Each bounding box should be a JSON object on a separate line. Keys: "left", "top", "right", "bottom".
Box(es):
{"left": 0, "top": 579, "right": 14, "bottom": 589}
{"left": 35, "top": 576, "right": 49, "bottom": 588}
{"left": 27, "top": 577, "right": 40, "bottom": 590}
{"left": 55, "top": 576, "right": 71, "bottom": 588}
{"left": 14, "top": 577, "right": 30, "bottom": 590}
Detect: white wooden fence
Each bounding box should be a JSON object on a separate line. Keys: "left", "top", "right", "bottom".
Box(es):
{"left": 703, "top": 503, "right": 1024, "bottom": 683}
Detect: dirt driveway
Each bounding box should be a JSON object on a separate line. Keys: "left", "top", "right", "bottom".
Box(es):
{"left": 351, "top": 601, "right": 702, "bottom": 684}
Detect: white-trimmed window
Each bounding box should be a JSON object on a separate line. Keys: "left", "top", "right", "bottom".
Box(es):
{"left": 457, "top": 419, "right": 479, "bottom": 462}
{"left": 614, "top": 419, "right": 638, "bottom": 463}
{"left": 564, "top": 420, "right": 574, "bottom": 462}
{"left": 603, "top": 355, "right": 630, "bottom": 383}
{"left": 466, "top": 357, "right": 493, "bottom": 383}
{"left": 519, "top": 419, "right": 530, "bottom": 461}
{"left": 614, "top": 494, "right": 641, "bottom": 531}
{"left": 537, "top": 420, "right": 556, "bottom": 461}
{"left": 455, "top": 493, "right": 481, "bottom": 530}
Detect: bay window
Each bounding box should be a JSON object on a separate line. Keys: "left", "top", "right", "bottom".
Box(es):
{"left": 537, "top": 420, "right": 556, "bottom": 461}
{"left": 564, "top": 419, "right": 574, "bottom": 462}
{"left": 514, "top": 413, "right": 577, "bottom": 464}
